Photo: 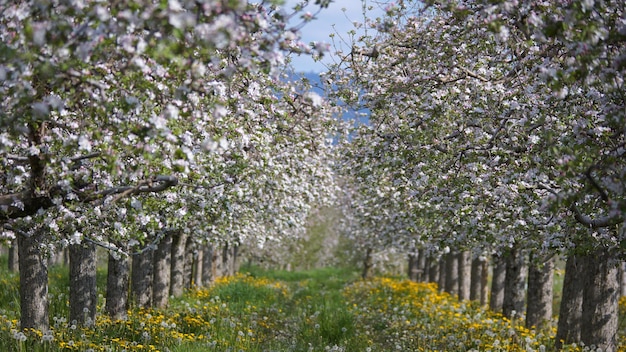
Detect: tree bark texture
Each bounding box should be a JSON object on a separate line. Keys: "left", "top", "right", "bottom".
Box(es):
{"left": 470, "top": 256, "right": 482, "bottom": 302}
{"left": 502, "top": 247, "right": 527, "bottom": 320}
{"left": 193, "top": 249, "right": 203, "bottom": 287}
{"left": 417, "top": 249, "right": 427, "bottom": 282}
{"left": 458, "top": 251, "right": 471, "bottom": 301}
{"left": 555, "top": 254, "right": 583, "bottom": 350}
{"left": 212, "top": 245, "right": 222, "bottom": 280}
{"left": 201, "top": 244, "right": 215, "bottom": 285}
{"left": 69, "top": 242, "right": 97, "bottom": 326}
{"left": 152, "top": 232, "right": 172, "bottom": 309}
{"left": 480, "top": 258, "right": 489, "bottom": 306}
{"left": 131, "top": 247, "right": 153, "bottom": 308}
{"left": 408, "top": 253, "right": 419, "bottom": 281}
{"left": 231, "top": 244, "right": 240, "bottom": 275}
{"left": 581, "top": 248, "right": 619, "bottom": 352}
{"left": 444, "top": 252, "right": 459, "bottom": 296}
{"left": 18, "top": 229, "right": 49, "bottom": 331}
{"left": 428, "top": 255, "right": 440, "bottom": 284}
{"left": 170, "top": 230, "right": 188, "bottom": 297}
{"left": 183, "top": 238, "right": 194, "bottom": 288}
{"left": 490, "top": 253, "right": 506, "bottom": 313}
{"left": 525, "top": 253, "right": 554, "bottom": 329}
{"left": 105, "top": 250, "right": 130, "bottom": 320}
{"left": 221, "top": 243, "right": 231, "bottom": 277}
{"left": 438, "top": 257, "right": 446, "bottom": 292}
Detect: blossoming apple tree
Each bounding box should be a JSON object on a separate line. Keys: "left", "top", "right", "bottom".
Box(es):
{"left": 0, "top": 0, "right": 338, "bottom": 331}
{"left": 329, "top": 0, "right": 624, "bottom": 349}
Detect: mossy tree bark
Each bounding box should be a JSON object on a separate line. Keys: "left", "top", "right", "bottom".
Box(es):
{"left": 18, "top": 228, "right": 49, "bottom": 331}
{"left": 581, "top": 248, "right": 618, "bottom": 352}
{"left": 555, "top": 254, "right": 583, "bottom": 350}
{"left": 458, "top": 251, "right": 471, "bottom": 301}
{"left": 69, "top": 242, "right": 97, "bottom": 326}
{"left": 201, "top": 244, "right": 215, "bottom": 286}
{"left": 503, "top": 246, "right": 527, "bottom": 320}
{"left": 131, "top": 246, "right": 154, "bottom": 308}
{"left": 170, "top": 230, "right": 188, "bottom": 297}
{"left": 105, "top": 247, "right": 130, "bottom": 321}
{"left": 152, "top": 232, "right": 172, "bottom": 309}
{"left": 526, "top": 253, "right": 554, "bottom": 329}
{"left": 489, "top": 253, "right": 506, "bottom": 313}
{"left": 444, "top": 252, "right": 459, "bottom": 296}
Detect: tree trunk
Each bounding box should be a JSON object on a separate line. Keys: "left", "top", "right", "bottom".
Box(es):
{"left": 183, "top": 238, "right": 194, "bottom": 288}
{"left": 69, "top": 242, "right": 97, "bottom": 326}
{"left": 408, "top": 253, "right": 419, "bottom": 281}
{"left": 458, "top": 251, "right": 471, "bottom": 301}
{"left": 555, "top": 254, "right": 584, "bottom": 350}
{"left": 490, "top": 253, "right": 506, "bottom": 312}
{"left": 526, "top": 253, "right": 554, "bottom": 329}
{"left": 470, "top": 256, "right": 482, "bottom": 302}
{"left": 201, "top": 244, "right": 214, "bottom": 285}
{"left": 221, "top": 243, "right": 231, "bottom": 277}
{"left": 362, "top": 247, "right": 373, "bottom": 279}
{"left": 8, "top": 238, "right": 19, "bottom": 272}
{"left": 503, "top": 246, "right": 527, "bottom": 320}
{"left": 212, "top": 244, "right": 222, "bottom": 279}
{"left": 444, "top": 252, "right": 459, "bottom": 296}
{"left": 194, "top": 249, "right": 203, "bottom": 287}
{"left": 417, "top": 249, "right": 427, "bottom": 282}
{"left": 231, "top": 244, "right": 240, "bottom": 275}
{"left": 152, "top": 232, "right": 172, "bottom": 309}
{"left": 105, "top": 249, "right": 130, "bottom": 320}
{"left": 581, "top": 248, "right": 618, "bottom": 352}
{"left": 428, "top": 255, "right": 440, "bottom": 284}
{"left": 480, "top": 258, "right": 489, "bottom": 306}
{"left": 18, "top": 229, "right": 49, "bottom": 331}
{"left": 438, "top": 256, "right": 446, "bottom": 292}
{"left": 131, "top": 247, "right": 153, "bottom": 308}
{"left": 170, "top": 230, "right": 188, "bottom": 297}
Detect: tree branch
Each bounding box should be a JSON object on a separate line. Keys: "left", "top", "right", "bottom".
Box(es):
{"left": 571, "top": 203, "right": 623, "bottom": 229}
{"left": 0, "top": 175, "right": 178, "bottom": 222}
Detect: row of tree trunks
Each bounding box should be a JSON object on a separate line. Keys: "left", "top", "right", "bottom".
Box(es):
{"left": 409, "top": 250, "right": 488, "bottom": 305}
{"left": 12, "top": 224, "right": 240, "bottom": 331}
{"left": 409, "top": 246, "right": 619, "bottom": 352}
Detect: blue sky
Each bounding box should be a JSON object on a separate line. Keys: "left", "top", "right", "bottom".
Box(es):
{"left": 281, "top": 0, "right": 385, "bottom": 73}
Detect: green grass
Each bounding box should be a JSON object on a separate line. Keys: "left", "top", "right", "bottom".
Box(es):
{"left": 0, "top": 257, "right": 620, "bottom": 351}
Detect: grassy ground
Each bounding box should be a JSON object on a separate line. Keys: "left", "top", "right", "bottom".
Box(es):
{"left": 0, "top": 257, "right": 621, "bottom": 351}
